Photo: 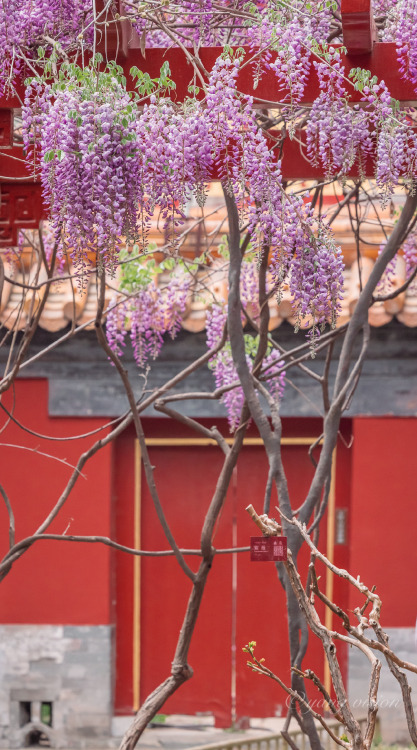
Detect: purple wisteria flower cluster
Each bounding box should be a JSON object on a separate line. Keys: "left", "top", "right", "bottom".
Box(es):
{"left": 107, "top": 267, "right": 190, "bottom": 368}
{"left": 304, "top": 46, "right": 417, "bottom": 201}
{"left": 21, "top": 50, "right": 346, "bottom": 359}
{"left": 395, "top": 0, "right": 417, "bottom": 85}
{"left": 206, "top": 304, "right": 245, "bottom": 431}
{"left": 23, "top": 61, "right": 140, "bottom": 273}
{"left": 401, "top": 231, "right": 417, "bottom": 295}
{"left": 307, "top": 55, "right": 373, "bottom": 177}
{"left": 0, "top": 0, "right": 92, "bottom": 94}
{"left": 206, "top": 303, "right": 286, "bottom": 431}
{"left": 246, "top": 0, "right": 332, "bottom": 107}
{"left": 16, "top": 1, "right": 417, "bottom": 388}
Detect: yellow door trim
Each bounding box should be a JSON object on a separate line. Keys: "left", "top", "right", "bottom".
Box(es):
{"left": 132, "top": 435, "right": 335, "bottom": 711}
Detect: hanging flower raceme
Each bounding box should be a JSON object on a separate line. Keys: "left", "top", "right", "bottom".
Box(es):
{"left": 0, "top": 0, "right": 93, "bottom": 94}
{"left": 106, "top": 298, "right": 129, "bottom": 359}
{"left": 205, "top": 51, "right": 282, "bottom": 209}
{"left": 245, "top": 0, "right": 332, "bottom": 104}
{"left": 206, "top": 302, "right": 286, "bottom": 430}
{"left": 23, "top": 58, "right": 141, "bottom": 272}
{"left": 403, "top": 231, "right": 417, "bottom": 275}
{"left": 401, "top": 231, "right": 417, "bottom": 295}
{"left": 305, "top": 49, "right": 417, "bottom": 200}
{"left": 288, "top": 214, "right": 344, "bottom": 336}
{"left": 307, "top": 56, "right": 373, "bottom": 177}
{"left": 359, "top": 74, "right": 417, "bottom": 200}
{"left": 206, "top": 304, "right": 245, "bottom": 431}
{"left": 263, "top": 192, "right": 344, "bottom": 342}
{"left": 106, "top": 256, "right": 191, "bottom": 368}
{"left": 240, "top": 259, "right": 261, "bottom": 322}
{"left": 396, "top": 0, "right": 417, "bottom": 87}
{"left": 205, "top": 52, "right": 345, "bottom": 339}
{"left": 135, "top": 96, "right": 212, "bottom": 246}
{"left": 204, "top": 54, "right": 248, "bottom": 191}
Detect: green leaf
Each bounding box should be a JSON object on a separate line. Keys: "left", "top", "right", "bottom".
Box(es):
{"left": 44, "top": 150, "right": 55, "bottom": 162}
{"left": 160, "top": 257, "right": 176, "bottom": 270}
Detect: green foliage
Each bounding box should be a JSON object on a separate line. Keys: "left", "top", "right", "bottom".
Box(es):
{"left": 348, "top": 67, "right": 378, "bottom": 92}
{"left": 310, "top": 40, "right": 347, "bottom": 62}
{"left": 118, "top": 247, "right": 188, "bottom": 294}
{"left": 130, "top": 60, "right": 176, "bottom": 96}
{"left": 119, "top": 250, "right": 159, "bottom": 294}
{"left": 221, "top": 46, "right": 246, "bottom": 61}
{"left": 217, "top": 235, "right": 230, "bottom": 260}
{"left": 150, "top": 714, "right": 167, "bottom": 725}
{"left": 306, "top": 0, "right": 338, "bottom": 10}
{"left": 349, "top": 68, "right": 400, "bottom": 112}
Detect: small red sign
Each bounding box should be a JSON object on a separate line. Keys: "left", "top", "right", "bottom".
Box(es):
{"left": 250, "top": 536, "right": 287, "bottom": 562}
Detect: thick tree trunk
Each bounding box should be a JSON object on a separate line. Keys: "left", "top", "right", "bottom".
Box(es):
{"left": 119, "top": 560, "right": 211, "bottom": 750}
{"left": 224, "top": 186, "right": 324, "bottom": 750}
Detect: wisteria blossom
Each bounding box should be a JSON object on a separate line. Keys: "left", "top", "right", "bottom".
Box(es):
{"left": 107, "top": 268, "right": 190, "bottom": 368}
{"left": 6, "top": 0, "right": 417, "bottom": 392}
{"left": 206, "top": 304, "right": 286, "bottom": 430}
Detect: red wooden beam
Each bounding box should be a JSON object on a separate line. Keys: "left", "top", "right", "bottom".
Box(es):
{"left": 122, "top": 43, "right": 417, "bottom": 104}
{"left": 1, "top": 43, "right": 416, "bottom": 111}
{"left": 0, "top": 127, "right": 376, "bottom": 180}
{"left": 102, "top": 0, "right": 380, "bottom": 61}
{"left": 341, "top": 0, "right": 377, "bottom": 55}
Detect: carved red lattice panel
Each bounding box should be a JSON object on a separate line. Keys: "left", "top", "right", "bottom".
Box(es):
{"left": 0, "top": 183, "right": 45, "bottom": 246}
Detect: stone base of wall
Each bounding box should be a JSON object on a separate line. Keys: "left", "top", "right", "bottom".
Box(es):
{"left": 348, "top": 626, "right": 417, "bottom": 744}
{"left": 0, "top": 625, "right": 113, "bottom": 748}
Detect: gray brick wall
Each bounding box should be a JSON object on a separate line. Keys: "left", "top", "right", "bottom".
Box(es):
{"left": 0, "top": 625, "right": 113, "bottom": 748}
{"left": 348, "top": 626, "right": 417, "bottom": 743}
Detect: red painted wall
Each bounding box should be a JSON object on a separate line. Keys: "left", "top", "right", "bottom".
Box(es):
{"left": 349, "top": 417, "right": 417, "bottom": 627}
{"left": 114, "top": 418, "right": 352, "bottom": 723}
{"left": 0, "top": 379, "right": 112, "bottom": 624}
{"left": 0, "top": 378, "right": 356, "bottom": 721}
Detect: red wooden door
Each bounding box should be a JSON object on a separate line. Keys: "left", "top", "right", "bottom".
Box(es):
{"left": 113, "top": 420, "right": 351, "bottom": 724}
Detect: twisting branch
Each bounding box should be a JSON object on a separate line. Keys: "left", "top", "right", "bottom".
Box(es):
{"left": 0, "top": 532, "right": 250, "bottom": 558}
{"left": 153, "top": 401, "right": 230, "bottom": 456}
{"left": 293, "top": 667, "right": 343, "bottom": 723}
{"left": 372, "top": 265, "right": 417, "bottom": 303}
{"left": 95, "top": 272, "right": 195, "bottom": 582}
{"left": 243, "top": 643, "right": 349, "bottom": 750}
{"left": 119, "top": 408, "right": 250, "bottom": 750}
{"left": 245, "top": 505, "right": 398, "bottom": 750}
{"left": 0, "top": 484, "right": 15, "bottom": 549}
{"left": 372, "top": 624, "right": 417, "bottom": 745}
{"left": 298, "top": 190, "right": 417, "bottom": 529}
